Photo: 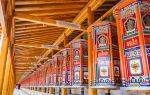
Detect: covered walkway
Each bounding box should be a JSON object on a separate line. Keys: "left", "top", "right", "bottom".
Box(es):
{"left": 0, "top": 0, "right": 150, "bottom": 95}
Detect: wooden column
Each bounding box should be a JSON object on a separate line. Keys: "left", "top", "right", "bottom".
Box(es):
{"left": 8, "top": 72, "right": 14, "bottom": 95}
{"left": 42, "top": 87, "right": 46, "bottom": 95}
{"left": 34, "top": 87, "right": 37, "bottom": 94}
{"left": 10, "top": 65, "right": 15, "bottom": 95}
{"left": 0, "top": 32, "right": 9, "bottom": 94}
{"left": 49, "top": 87, "right": 55, "bottom": 95}
{"left": 64, "top": 33, "right": 68, "bottom": 48}
{"left": 2, "top": 51, "right": 12, "bottom": 95}
{"left": 37, "top": 87, "right": 40, "bottom": 92}
{"left": 6, "top": 74, "right": 11, "bottom": 95}
{"left": 87, "top": 7, "right": 97, "bottom": 95}
{"left": 62, "top": 88, "right": 67, "bottom": 95}
{"left": 6, "top": 80, "right": 10, "bottom": 95}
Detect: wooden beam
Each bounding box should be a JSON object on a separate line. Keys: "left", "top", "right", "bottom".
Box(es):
{"left": 15, "top": 0, "right": 89, "bottom": 5}
{"left": 15, "top": 40, "right": 56, "bottom": 45}
{"left": 15, "top": 24, "right": 46, "bottom": 31}
{"left": 14, "top": 13, "right": 86, "bottom": 31}
{"left": 15, "top": 34, "right": 61, "bottom": 39}
{"left": 15, "top": 65, "right": 32, "bottom": 67}
{"left": 15, "top": 69, "right": 34, "bottom": 71}
{"left": 15, "top": 66, "right": 32, "bottom": 69}
{"left": 15, "top": 33, "right": 61, "bottom": 39}
{"left": 15, "top": 68, "right": 30, "bottom": 70}
{"left": 15, "top": 8, "right": 80, "bottom": 16}
{"left": 15, "top": 22, "right": 39, "bottom": 27}
{"left": 15, "top": 39, "right": 58, "bottom": 44}
{"left": 15, "top": 27, "right": 64, "bottom": 33}
{"left": 15, "top": 43, "right": 59, "bottom": 49}
{"left": 15, "top": 38, "right": 58, "bottom": 43}
{"left": 15, "top": 62, "right": 32, "bottom": 65}
{"left": 16, "top": 27, "right": 62, "bottom": 32}
{"left": 15, "top": 70, "right": 34, "bottom": 72}
{"left": 15, "top": 3, "right": 85, "bottom": 11}
{"left": 15, "top": 56, "right": 36, "bottom": 59}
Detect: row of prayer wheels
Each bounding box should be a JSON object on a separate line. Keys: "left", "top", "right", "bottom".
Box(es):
{"left": 21, "top": 0, "right": 150, "bottom": 90}
{"left": 48, "top": 39, "right": 88, "bottom": 86}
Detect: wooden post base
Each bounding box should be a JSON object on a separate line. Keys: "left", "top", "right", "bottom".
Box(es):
{"left": 88, "top": 88, "right": 97, "bottom": 95}
{"left": 49, "top": 87, "right": 55, "bottom": 95}
{"left": 80, "top": 88, "right": 84, "bottom": 95}
{"left": 62, "top": 88, "right": 67, "bottom": 95}
{"left": 105, "top": 90, "right": 110, "bottom": 95}
{"left": 69, "top": 88, "right": 72, "bottom": 95}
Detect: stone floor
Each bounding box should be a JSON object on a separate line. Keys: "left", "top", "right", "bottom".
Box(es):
{"left": 13, "top": 89, "right": 29, "bottom": 95}
{"left": 13, "top": 88, "right": 147, "bottom": 95}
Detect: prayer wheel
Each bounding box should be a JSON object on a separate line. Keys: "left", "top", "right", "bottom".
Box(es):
{"left": 52, "top": 55, "right": 61, "bottom": 86}
{"left": 70, "top": 39, "right": 88, "bottom": 86}
{"left": 114, "top": 0, "right": 150, "bottom": 88}
{"left": 48, "top": 59, "right": 53, "bottom": 86}
{"left": 61, "top": 48, "right": 71, "bottom": 86}
{"left": 87, "top": 21, "right": 121, "bottom": 87}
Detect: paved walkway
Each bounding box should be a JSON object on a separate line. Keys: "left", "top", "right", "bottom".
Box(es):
{"left": 13, "top": 89, "right": 29, "bottom": 95}
{"left": 13, "top": 88, "right": 146, "bottom": 95}
{"left": 21, "top": 88, "right": 48, "bottom": 95}
{"left": 13, "top": 88, "right": 48, "bottom": 95}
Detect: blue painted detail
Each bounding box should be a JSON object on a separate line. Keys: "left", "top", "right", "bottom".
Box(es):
{"left": 94, "top": 27, "right": 99, "bottom": 45}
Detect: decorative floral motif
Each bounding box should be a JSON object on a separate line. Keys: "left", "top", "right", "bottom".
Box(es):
{"left": 100, "top": 66, "right": 109, "bottom": 77}
{"left": 129, "top": 58, "right": 142, "bottom": 75}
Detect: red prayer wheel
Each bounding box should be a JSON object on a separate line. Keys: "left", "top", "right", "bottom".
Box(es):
{"left": 114, "top": 0, "right": 150, "bottom": 88}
